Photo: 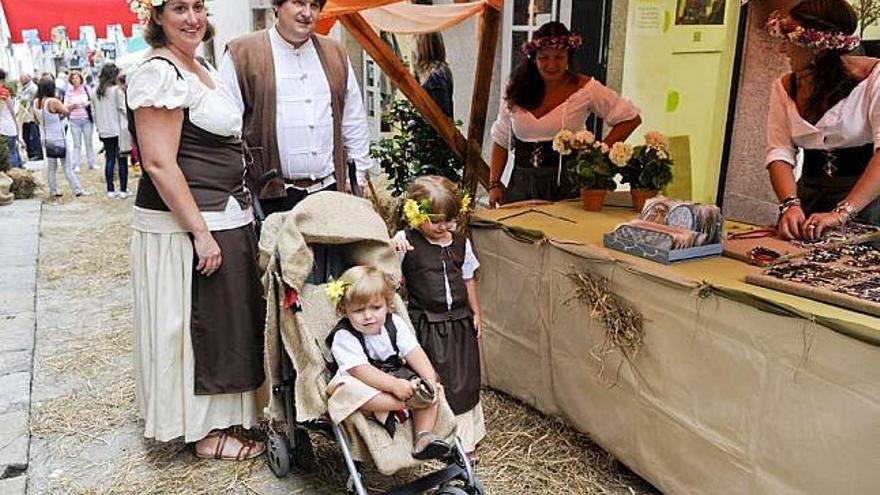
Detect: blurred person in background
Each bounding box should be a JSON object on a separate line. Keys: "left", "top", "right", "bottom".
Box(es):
{"left": 92, "top": 63, "right": 130, "bottom": 198}
{"left": 18, "top": 74, "right": 44, "bottom": 162}
{"left": 64, "top": 70, "right": 97, "bottom": 172}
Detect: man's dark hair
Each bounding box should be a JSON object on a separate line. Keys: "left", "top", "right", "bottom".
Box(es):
{"left": 271, "top": 0, "right": 327, "bottom": 9}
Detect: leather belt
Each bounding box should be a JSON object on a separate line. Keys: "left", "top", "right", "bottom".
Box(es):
{"left": 283, "top": 175, "right": 331, "bottom": 188}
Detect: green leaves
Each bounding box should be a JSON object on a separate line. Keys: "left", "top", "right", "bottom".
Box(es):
{"left": 370, "top": 100, "right": 463, "bottom": 195}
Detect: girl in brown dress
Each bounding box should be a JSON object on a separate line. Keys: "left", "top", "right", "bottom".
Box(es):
{"left": 393, "top": 175, "right": 485, "bottom": 454}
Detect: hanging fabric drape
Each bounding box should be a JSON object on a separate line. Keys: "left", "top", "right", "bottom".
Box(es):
{"left": 319, "top": 0, "right": 494, "bottom": 35}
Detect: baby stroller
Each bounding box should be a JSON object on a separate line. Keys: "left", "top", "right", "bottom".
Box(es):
{"left": 256, "top": 190, "right": 484, "bottom": 495}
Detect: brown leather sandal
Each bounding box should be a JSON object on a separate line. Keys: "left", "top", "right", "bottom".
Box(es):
{"left": 194, "top": 430, "right": 265, "bottom": 461}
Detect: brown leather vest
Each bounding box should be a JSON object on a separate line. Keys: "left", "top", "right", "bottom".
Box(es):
{"left": 227, "top": 30, "right": 348, "bottom": 199}
{"left": 402, "top": 230, "right": 469, "bottom": 314}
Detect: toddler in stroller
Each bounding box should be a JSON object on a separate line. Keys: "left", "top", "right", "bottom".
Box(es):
{"left": 325, "top": 265, "right": 450, "bottom": 460}
{"left": 259, "top": 191, "right": 483, "bottom": 494}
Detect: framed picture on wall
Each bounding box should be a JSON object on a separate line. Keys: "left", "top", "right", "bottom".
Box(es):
{"left": 676, "top": 0, "right": 726, "bottom": 25}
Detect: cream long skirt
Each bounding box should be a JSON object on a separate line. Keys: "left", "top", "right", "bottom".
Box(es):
{"left": 455, "top": 403, "right": 486, "bottom": 453}
{"left": 131, "top": 229, "right": 260, "bottom": 442}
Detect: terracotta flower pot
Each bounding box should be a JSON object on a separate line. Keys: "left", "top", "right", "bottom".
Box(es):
{"left": 580, "top": 188, "right": 607, "bottom": 212}
{"left": 630, "top": 188, "right": 658, "bottom": 212}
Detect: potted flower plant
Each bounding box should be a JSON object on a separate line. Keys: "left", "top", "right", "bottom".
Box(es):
{"left": 554, "top": 129, "right": 630, "bottom": 211}
{"left": 619, "top": 131, "right": 674, "bottom": 212}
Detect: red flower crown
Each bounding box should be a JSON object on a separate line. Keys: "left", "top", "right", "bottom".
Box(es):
{"left": 521, "top": 33, "right": 583, "bottom": 57}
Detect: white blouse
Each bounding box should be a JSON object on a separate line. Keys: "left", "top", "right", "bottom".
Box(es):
{"left": 765, "top": 63, "right": 880, "bottom": 167}
{"left": 330, "top": 314, "right": 419, "bottom": 376}
{"left": 127, "top": 58, "right": 242, "bottom": 138}
{"left": 490, "top": 78, "right": 640, "bottom": 148}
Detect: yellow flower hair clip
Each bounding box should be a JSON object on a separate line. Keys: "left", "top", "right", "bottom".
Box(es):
{"left": 326, "top": 278, "right": 350, "bottom": 305}
{"left": 403, "top": 198, "right": 432, "bottom": 228}
{"left": 460, "top": 192, "right": 472, "bottom": 213}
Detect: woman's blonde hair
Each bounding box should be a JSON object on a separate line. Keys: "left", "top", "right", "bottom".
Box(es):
{"left": 407, "top": 175, "right": 461, "bottom": 221}
{"left": 337, "top": 266, "right": 396, "bottom": 315}
{"left": 143, "top": 4, "right": 215, "bottom": 48}
{"left": 414, "top": 33, "right": 447, "bottom": 82}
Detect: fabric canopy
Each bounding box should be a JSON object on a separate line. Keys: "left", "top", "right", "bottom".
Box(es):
{"left": 1, "top": 0, "right": 137, "bottom": 44}
{"left": 319, "top": 0, "right": 497, "bottom": 35}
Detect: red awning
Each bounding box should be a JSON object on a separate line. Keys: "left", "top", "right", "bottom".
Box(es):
{"left": 1, "top": 0, "right": 138, "bottom": 43}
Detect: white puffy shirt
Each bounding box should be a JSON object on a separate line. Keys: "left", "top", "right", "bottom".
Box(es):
{"left": 126, "top": 58, "right": 242, "bottom": 138}
{"left": 490, "top": 78, "right": 640, "bottom": 147}
{"left": 219, "top": 27, "right": 373, "bottom": 184}
{"left": 330, "top": 314, "right": 419, "bottom": 376}
{"left": 765, "top": 63, "right": 880, "bottom": 167}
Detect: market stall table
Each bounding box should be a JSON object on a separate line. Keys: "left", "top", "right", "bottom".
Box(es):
{"left": 471, "top": 200, "right": 880, "bottom": 495}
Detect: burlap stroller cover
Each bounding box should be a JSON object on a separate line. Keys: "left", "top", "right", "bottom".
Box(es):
{"left": 259, "top": 191, "right": 457, "bottom": 475}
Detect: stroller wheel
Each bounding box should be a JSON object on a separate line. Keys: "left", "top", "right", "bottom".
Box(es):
{"left": 441, "top": 479, "right": 485, "bottom": 495}
{"left": 436, "top": 487, "right": 470, "bottom": 495}
{"left": 267, "top": 432, "right": 292, "bottom": 478}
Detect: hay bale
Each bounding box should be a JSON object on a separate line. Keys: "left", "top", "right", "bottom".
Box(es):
{"left": 0, "top": 172, "right": 13, "bottom": 205}
{"left": 7, "top": 167, "right": 38, "bottom": 199}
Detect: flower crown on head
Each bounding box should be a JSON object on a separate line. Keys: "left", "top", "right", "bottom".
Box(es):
{"left": 403, "top": 191, "right": 472, "bottom": 229}
{"left": 766, "top": 10, "right": 860, "bottom": 52}
{"left": 521, "top": 33, "right": 583, "bottom": 57}
{"left": 326, "top": 278, "right": 350, "bottom": 306}
{"left": 127, "top": 0, "right": 165, "bottom": 22}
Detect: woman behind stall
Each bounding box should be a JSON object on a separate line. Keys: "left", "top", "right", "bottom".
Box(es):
{"left": 488, "top": 21, "right": 641, "bottom": 206}
{"left": 64, "top": 70, "right": 97, "bottom": 172}
{"left": 91, "top": 63, "right": 130, "bottom": 198}
{"left": 128, "top": 0, "right": 265, "bottom": 460}
{"left": 765, "top": 0, "right": 880, "bottom": 239}
{"left": 414, "top": 33, "right": 453, "bottom": 118}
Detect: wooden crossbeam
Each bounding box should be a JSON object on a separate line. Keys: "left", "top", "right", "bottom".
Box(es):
{"left": 463, "top": 3, "right": 500, "bottom": 190}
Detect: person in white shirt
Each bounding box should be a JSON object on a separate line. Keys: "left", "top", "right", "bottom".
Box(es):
{"left": 0, "top": 69, "right": 22, "bottom": 168}
{"left": 18, "top": 74, "right": 43, "bottom": 161}
{"left": 765, "top": 0, "right": 880, "bottom": 240}
{"left": 220, "top": 0, "right": 373, "bottom": 216}
{"left": 487, "top": 21, "right": 641, "bottom": 206}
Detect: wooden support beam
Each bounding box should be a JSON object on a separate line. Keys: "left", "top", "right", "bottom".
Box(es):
{"left": 463, "top": 3, "right": 500, "bottom": 190}
{"left": 340, "top": 12, "right": 468, "bottom": 159}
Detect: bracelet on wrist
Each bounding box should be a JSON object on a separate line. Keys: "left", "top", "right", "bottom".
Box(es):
{"left": 778, "top": 196, "right": 801, "bottom": 214}
{"left": 488, "top": 180, "right": 504, "bottom": 190}
{"left": 834, "top": 200, "right": 857, "bottom": 223}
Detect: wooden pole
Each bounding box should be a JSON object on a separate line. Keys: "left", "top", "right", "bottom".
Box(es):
{"left": 339, "top": 13, "right": 468, "bottom": 158}
{"left": 463, "top": 3, "right": 500, "bottom": 190}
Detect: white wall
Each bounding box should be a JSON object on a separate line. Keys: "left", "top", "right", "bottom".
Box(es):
{"left": 209, "top": 0, "right": 255, "bottom": 60}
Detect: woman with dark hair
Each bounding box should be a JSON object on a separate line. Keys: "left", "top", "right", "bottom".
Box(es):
{"left": 127, "top": 0, "right": 265, "bottom": 460}
{"left": 766, "top": 0, "right": 880, "bottom": 239}
{"left": 488, "top": 21, "right": 641, "bottom": 206}
{"left": 414, "top": 33, "right": 453, "bottom": 118}
{"left": 92, "top": 63, "right": 130, "bottom": 198}
{"left": 34, "top": 77, "right": 86, "bottom": 198}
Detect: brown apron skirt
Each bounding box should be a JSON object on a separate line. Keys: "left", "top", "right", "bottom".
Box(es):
{"left": 410, "top": 307, "right": 481, "bottom": 415}
{"left": 190, "top": 224, "right": 265, "bottom": 395}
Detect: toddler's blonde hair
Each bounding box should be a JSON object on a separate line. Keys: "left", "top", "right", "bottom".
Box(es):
{"left": 336, "top": 266, "right": 396, "bottom": 315}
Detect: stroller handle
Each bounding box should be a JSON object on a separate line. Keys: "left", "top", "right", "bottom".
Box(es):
{"left": 252, "top": 169, "right": 280, "bottom": 223}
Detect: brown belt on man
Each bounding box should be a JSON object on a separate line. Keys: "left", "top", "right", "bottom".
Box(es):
{"left": 283, "top": 175, "right": 331, "bottom": 188}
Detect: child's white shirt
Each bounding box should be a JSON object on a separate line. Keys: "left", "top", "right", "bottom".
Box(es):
{"left": 330, "top": 313, "right": 419, "bottom": 376}
{"left": 394, "top": 231, "right": 480, "bottom": 311}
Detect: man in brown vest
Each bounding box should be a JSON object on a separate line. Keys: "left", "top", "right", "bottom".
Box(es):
{"left": 219, "top": 0, "right": 373, "bottom": 215}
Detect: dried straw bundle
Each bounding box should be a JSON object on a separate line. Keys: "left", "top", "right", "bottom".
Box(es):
{"left": 566, "top": 270, "right": 645, "bottom": 382}
{"left": 7, "top": 167, "right": 39, "bottom": 199}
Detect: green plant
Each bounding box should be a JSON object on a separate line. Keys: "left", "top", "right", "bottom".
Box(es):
{"left": 619, "top": 132, "right": 674, "bottom": 190}
{"left": 370, "top": 99, "right": 463, "bottom": 196}
{"left": 852, "top": 0, "right": 880, "bottom": 39}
